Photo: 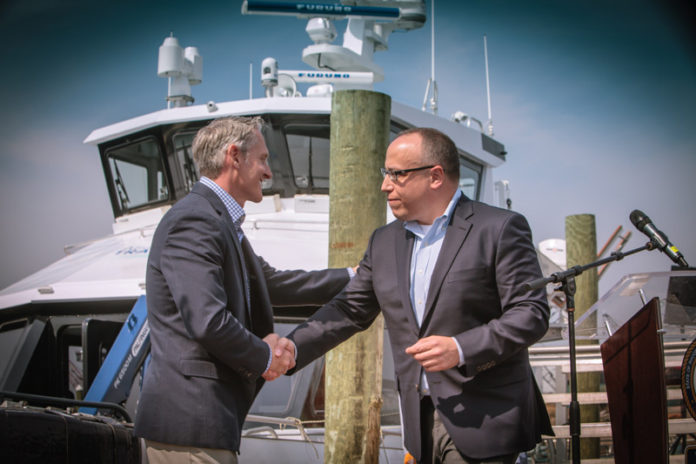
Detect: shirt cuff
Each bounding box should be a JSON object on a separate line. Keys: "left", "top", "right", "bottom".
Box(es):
{"left": 290, "top": 340, "right": 298, "bottom": 361}
{"left": 264, "top": 340, "right": 298, "bottom": 376}
{"left": 452, "top": 337, "right": 465, "bottom": 366}
{"left": 263, "top": 344, "right": 273, "bottom": 374}
{"left": 346, "top": 267, "right": 356, "bottom": 278}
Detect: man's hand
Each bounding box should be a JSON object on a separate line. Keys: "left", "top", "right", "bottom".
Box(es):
{"left": 405, "top": 336, "right": 459, "bottom": 372}
{"left": 262, "top": 334, "right": 296, "bottom": 381}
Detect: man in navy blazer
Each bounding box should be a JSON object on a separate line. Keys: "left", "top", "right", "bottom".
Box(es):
{"left": 134, "top": 117, "right": 350, "bottom": 463}
{"left": 288, "top": 128, "right": 553, "bottom": 463}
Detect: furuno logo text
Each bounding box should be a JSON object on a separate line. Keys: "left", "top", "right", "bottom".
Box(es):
{"left": 297, "top": 72, "right": 351, "bottom": 79}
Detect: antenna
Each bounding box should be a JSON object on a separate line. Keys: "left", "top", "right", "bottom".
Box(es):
{"left": 484, "top": 34, "right": 494, "bottom": 136}
{"left": 421, "top": 0, "right": 437, "bottom": 114}
{"left": 157, "top": 34, "right": 202, "bottom": 108}
{"left": 242, "top": 0, "right": 425, "bottom": 87}
{"left": 249, "top": 62, "right": 253, "bottom": 99}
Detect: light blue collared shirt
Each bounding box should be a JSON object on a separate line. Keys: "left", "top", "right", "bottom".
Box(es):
{"left": 404, "top": 189, "right": 464, "bottom": 394}
{"left": 199, "top": 176, "right": 246, "bottom": 242}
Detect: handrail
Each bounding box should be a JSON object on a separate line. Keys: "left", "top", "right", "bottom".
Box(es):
{"left": 543, "top": 388, "right": 683, "bottom": 405}
{"left": 547, "top": 418, "right": 696, "bottom": 439}
{"left": 529, "top": 340, "right": 691, "bottom": 356}
{"left": 243, "top": 426, "right": 278, "bottom": 439}
{"left": 244, "top": 414, "right": 321, "bottom": 458}
{"left": 0, "top": 390, "right": 132, "bottom": 423}
{"left": 245, "top": 414, "right": 308, "bottom": 429}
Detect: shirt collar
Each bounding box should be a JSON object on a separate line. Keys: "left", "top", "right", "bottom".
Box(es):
{"left": 199, "top": 176, "right": 246, "bottom": 231}
{"left": 404, "top": 189, "right": 462, "bottom": 238}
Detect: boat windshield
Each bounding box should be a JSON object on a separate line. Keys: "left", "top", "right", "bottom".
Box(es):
{"left": 287, "top": 130, "right": 329, "bottom": 190}
{"left": 284, "top": 124, "right": 330, "bottom": 192}
{"left": 100, "top": 119, "right": 485, "bottom": 218}
{"left": 173, "top": 131, "right": 200, "bottom": 193}
{"left": 104, "top": 137, "right": 169, "bottom": 214}
{"left": 459, "top": 157, "right": 481, "bottom": 200}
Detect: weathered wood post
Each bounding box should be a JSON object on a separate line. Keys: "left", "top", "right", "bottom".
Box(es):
{"left": 325, "top": 89, "right": 391, "bottom": 463}
{"left": 565, "top": 214, "right": 601, "bottom": 459}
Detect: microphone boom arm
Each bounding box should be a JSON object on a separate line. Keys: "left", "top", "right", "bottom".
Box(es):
{"left": 524, "top": 242, "right": 655, "bottom": 291}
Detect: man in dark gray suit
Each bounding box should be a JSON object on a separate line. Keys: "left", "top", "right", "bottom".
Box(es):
{"left": 134, "top": 117, "right": 350, "bottom": 463}
{"left": 287, "top": 128, "right": 553, "bottom": 463}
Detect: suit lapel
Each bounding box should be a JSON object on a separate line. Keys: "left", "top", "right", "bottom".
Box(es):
{"left": 394, "top": 225, "right": 420, "bottom": 334}
{"left": 421, "top": 197, "right": 473, "bottom": 331}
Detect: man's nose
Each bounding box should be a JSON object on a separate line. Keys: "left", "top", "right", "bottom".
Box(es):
{"left": 380, "top": 175, "right": 392, "bottom": 192}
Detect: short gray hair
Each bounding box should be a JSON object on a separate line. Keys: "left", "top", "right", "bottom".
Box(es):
{"left": 192, "top": 116, "right": 265, "bottom": 178}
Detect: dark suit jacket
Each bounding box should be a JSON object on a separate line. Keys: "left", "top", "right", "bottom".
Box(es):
{"left": 134, "top": 182, "right": 349, "bottom": 451}
{"left": 289, "top": 195, "right": 553, "bottom": 460}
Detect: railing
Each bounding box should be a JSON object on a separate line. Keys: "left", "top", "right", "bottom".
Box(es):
{"left": 530, "top": 341, "right": 696, "bottom": 444}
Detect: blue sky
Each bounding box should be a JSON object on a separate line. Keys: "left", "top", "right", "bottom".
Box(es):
{"left": 1, "top": 0, "right": 695, "bottom": 296}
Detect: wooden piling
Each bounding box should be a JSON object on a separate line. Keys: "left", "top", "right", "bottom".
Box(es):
{"left": 565, "top": 214, "right": 601, "bottom": 459}
{"left": 324, "top": 89, "right": 391, "bottom": 464}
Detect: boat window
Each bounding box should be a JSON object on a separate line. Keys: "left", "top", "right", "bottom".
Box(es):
{"left": 459, "top": 156, "right": 482, "bottom": 199}
{"left": 389, "top": 121, "right": 410, "bottom": 140}
{"left": 284, "top": 125, "right": 330, "bottom": 192}
{"left": 105, "top": 137, "right": 169, "bottom": 213}
{"left": 172, "top": 131, "right": 200, "bottom": 193}
{"left": 0, "top": 320, "right": 29, "bottom": 380}
{"left": 0, "top": 318, "right": 58, "bottom": 396}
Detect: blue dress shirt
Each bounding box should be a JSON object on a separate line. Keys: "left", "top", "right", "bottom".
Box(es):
{"left": 404, "top": 189, "right": 464, "bottom": 394}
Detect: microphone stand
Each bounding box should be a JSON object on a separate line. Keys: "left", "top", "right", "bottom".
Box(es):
{"left": 524, "top": 242, "right": 655, "bottom": 464}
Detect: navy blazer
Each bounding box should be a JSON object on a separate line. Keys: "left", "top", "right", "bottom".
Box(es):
{"left": 135, "top": 182, "right": 349, "bottom": 451}
{"left": 289, "top": 195, "right": 553, "bottom": 460}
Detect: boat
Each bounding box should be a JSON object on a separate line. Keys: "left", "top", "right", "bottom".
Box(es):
{"left": 0, "top": 1, "right": 515, "bottom": 462}
{"left": 4, "top": 1, "right": 692, "bottom": 462}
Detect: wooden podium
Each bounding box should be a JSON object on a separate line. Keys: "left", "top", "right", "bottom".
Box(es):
{"left": 600, "top": 297, "right": 668, "bottom": 464}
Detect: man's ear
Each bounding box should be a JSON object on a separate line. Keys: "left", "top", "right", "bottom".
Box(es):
{"left": 226, "top": 143, "right": 241, "bottom": 168}
{"left": 429, "top": 165, "right": 446, "bottom": 189}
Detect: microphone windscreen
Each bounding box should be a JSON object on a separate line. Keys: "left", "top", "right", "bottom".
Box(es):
{"left": 630, "top": 209, "right": 649, "bottom": 231}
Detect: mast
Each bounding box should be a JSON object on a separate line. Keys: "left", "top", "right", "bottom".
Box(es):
{"left": 484, "top": 34, "right": 494, "bottom": 136}
{"left": 421, "top": 0, "right": 438, "bottom": 114}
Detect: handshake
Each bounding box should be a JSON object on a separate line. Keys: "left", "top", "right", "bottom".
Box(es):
{"left": 261, "top": 333, "right": 296, "bottom": 381}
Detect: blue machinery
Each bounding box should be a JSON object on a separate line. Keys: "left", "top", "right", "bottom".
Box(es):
{"left": 80, "top": 296, "right": 150, "bottom": 415}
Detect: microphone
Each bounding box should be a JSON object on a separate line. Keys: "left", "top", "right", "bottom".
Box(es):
{"left": 629, "top": 209, "right": 689, "bottom": 267}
